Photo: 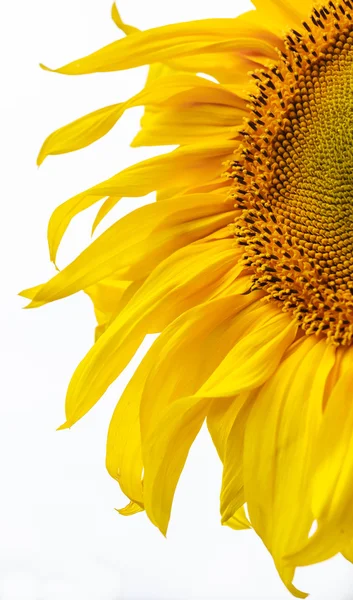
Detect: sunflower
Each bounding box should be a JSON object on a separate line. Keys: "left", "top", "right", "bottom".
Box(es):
{"left": 21, "top": 0, "right": 353, "bottom": 596}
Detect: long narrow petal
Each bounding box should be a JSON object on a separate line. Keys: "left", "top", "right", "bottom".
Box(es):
{"left": 132, "top": 104, "right": 243, "bottom": 146}
{"left": 207, "top": 393, "right": 254, "bottom": 530}
{"left": 91, "top": 196, "right": 121, "bottom": 234}
{"left": 141, "top": 292, "right": 303, "bottom": 535}
{"left": 27, "top": 193, "right": 237, "bottom": 305}
{"left": 106, "top": 350, "right": 151, "bottom": 505}
{"left": 167, "top": 53, "right": 268, "bottom": 88}
{"left": 140, "top": 295, "right": 262, "bottom": 533}
{"left": 116, "top": 501, "right": 144, "bottom": 516}
{"left": 40, "top": 16, "right": 280, "bottom": 75}
{"left": 207, "top": 396, "right": 245, "bottom": 462}
{"left": 287, "top": 348, "right": 353, "bottom": 567}
{"left": 252, "top": 0, "right": 310, "bottom": 32}
{"left": 143, "top": 395, "right": 212, "bottom": 534}
{"left": 140, "top": 295, "right": 260, "bottom": 441}
{"left": 58, "top": 241, "right": 246, "bottom": 428}
{"left": 195, "top": 305, "right": 298, "bottom": 398}
{"left": 207, "top": 394, "right": 251, "bottom": 529}
{"left": 46, "top": 139, "right": 235, "bottom": 264}
{"left": 220, "top": 398, "right": 255, "bottom": 525}
{"left": 86, "top": 278, "right": 142, "bottom": 340}
{"left": 37, "top": 104, "right": 124, "bottom": 165}
{"left": 106, "top": 285, "right": 254, "bottom": 508}
{"left": 244, "top": 337, "right": 335, "bottom": 598}
{"left": 38, "top": 74, "right": 243, "bottom": 164}
{"left": 110, "top": 3, "right": 139, "bottom": 35}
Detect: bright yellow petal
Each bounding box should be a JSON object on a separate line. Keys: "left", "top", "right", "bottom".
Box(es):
{"left": 252, "top": 0, "right": 310, "bottom": 32}
{"left": 85, "top": 278, "right": 131, "bottom": 316}
{"left": 142, "top": 297, "right": 283, "bottom": 533}
{"left": 86, "top": 278, "right": 143, "bottom": 340}
{"left": 37, "top": 104, "right": 124, "bottom": 165}
{"left": 201, "top": 394, "right": 254, "bottom": 531}
{"left": 168, "top": 53, "right": 265, "bottom": 89}
{"left": 132, "top": 104, "right": 243, "bottom": 147}
{"left": 195, "top": 304, "right": 297, "bottom": 398}
{"left": 141, "top": 295, "right": 271, "bottom": 534}
{"left": 106, "top": 350, "right": 152, "bottom": 505}
{"left": 287, "top": 348, "right": 353, "bottom": 567}
{"left": 38, "top": 73, "right": 243, "bottom": 164}
{"left": 342, "top": 540, "right": 353, "bottom": 564}
{"left": 19, "top": 283, "right": 44, "bottom": 300}
{"left": 46, "top": 139, "right": 235, "bottom": 264}
{"left": 223, "top": 506, "right": 251, "bottom": 531}
{"left": 144, "top": 395, "right": 212, "bottom": 534}
{"left": 57, "top": 240, "right": 245, "bottom": 428}
{"left": 207, "top": 396, "right": 245, "bottom": 462}
{"left": 110, "top": 3, "right": 139, "bottom": 35}
{"left": 140, "top": 294, "right": 259, "bottom": 441}
{"left": 116, "top": 501, "right": 144, "bottom": 516}
{"left": 91, "top": 196, "right": 121, "bottom": 234}
{"left": 105, "top": 282, "right": 253, "bottom": 506}
{"left": 220, "top": 397, "right": 255, "bottom": 526}
{"left": 244, "top": 337, "right": 335, "bottom": 598}
{"left": 27, "top": 193, "right": 237, "bottom": 305}
{"left": 41, "top": 16, "right": 280, "bottom": 75}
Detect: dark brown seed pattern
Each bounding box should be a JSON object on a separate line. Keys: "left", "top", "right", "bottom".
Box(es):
{"left": 229, "top": 0, "right": 353, "bottom": 345}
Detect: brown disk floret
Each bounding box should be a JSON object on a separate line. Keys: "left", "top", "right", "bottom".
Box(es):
{"left": 229, "top": 0, "right": 353, "bottom": 345}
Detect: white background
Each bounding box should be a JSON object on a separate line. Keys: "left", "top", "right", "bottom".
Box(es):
{"left": 2, "top": 0, "right": 353, "bottom": 598}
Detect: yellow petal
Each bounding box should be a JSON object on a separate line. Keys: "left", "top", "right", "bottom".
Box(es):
{"left": 244, "top": 337, "right": 335, "bottom": 598}
{"left": 223, "top": 506, "right": 251, "bottom": 531}
{"left": 132, "top": 104, "right": 243, "bottom": 147}
{"left": 116, "top": 501, "right": 144, "bottom": 516}
{"left": 195, "top": 304, "right": 297, "bottom": 398}
{"left": 140, "top": 293, "right": 259, "bottom": 441}
{"left": 40, "top": 16, "right": 279, "bottom": 75}
{"left": 252, "top": 0, "right": 310, "bottom": 32}
{"left": 39, "top": 73, "right": 241, "bottom": 164}
{"left": 58, "top": 240, "right": 244, "bottom": 428}
{"left": 168, "top": 53, "right": 264, "bottom": 88}
{"left": 19, "top": 284, "right": 43, "bottom": 300}
{"left": 342, "top": 540, "right": 353, "bottom": 564}
{"left": 106, "top": 289, "right": 251, "bottom": 510}
{"left": 144, "top": 395, "right": 212, "bottom": 534}
{"left": 37, "top": 104, "right": 124, "bottom": 165}
{"left": 106, "top": 351, "right": 151, "bottom": 505}
{"left": 91, "top": 196, "right": 121, "bottom": 234}
{"left": 220, "top": 397, "right": 255, "bottom": 525}
{"left": 287, "top": 348, "right": 353, "bottom": 567}
{"left": 29, "top": 193, "right": 237, "bottom": 305}
{"left": 47, "top": 139, "right": 235, "bottom": 264}
{"left": 141, "top": 294, "right": 274, "bottom": 533}
{"left": 140, "top": 295, "right": 267, "bottom": 533}
{"left": 207, "top": 396, "right": 246, "bottom": 462}
{"left": 110, "top": 3, "right": 139, "bottom": 35}
{"left": 155, "top": 176, "right": 232, "bottom": 203}
{"left": 86, "top": 278, "right": 143, "bottom": 340}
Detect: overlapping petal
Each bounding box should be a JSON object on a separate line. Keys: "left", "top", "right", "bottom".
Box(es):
{"left": 244, "top": 338, "right": 336, "bottom": 598}
{"left": 45, "top": 140, "right": 235, "bottom": 264}
{"left": 27, "top": 2, "right": 352, "bottom": 599}
{"left": 58, "top": 240, "right": 247, "bottom": 429}
{"left": 41, "top": 16, "right": 281, "bottom": 75}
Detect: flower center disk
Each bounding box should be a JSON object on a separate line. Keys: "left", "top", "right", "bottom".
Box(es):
{"left": 231, "top": 0, "right": 353, "bottom": 345}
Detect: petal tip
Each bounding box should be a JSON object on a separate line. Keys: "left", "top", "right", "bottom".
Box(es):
{"left": 39, "top": 63, "right": 54, "bottom": 73}
{"left": 36, "top": 149, "right": 46, "bottom": 166}
{"left": 57, "top": 421, "right": 71, "bottom": 431}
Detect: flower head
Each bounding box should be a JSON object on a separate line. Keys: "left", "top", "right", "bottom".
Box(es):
{"left": 23, "top": 1, "right": 353, "bottom": 596}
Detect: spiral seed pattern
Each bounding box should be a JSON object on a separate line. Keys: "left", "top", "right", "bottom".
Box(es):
{"left": 230, "top": 0, "right": 353, "bottom": 345}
